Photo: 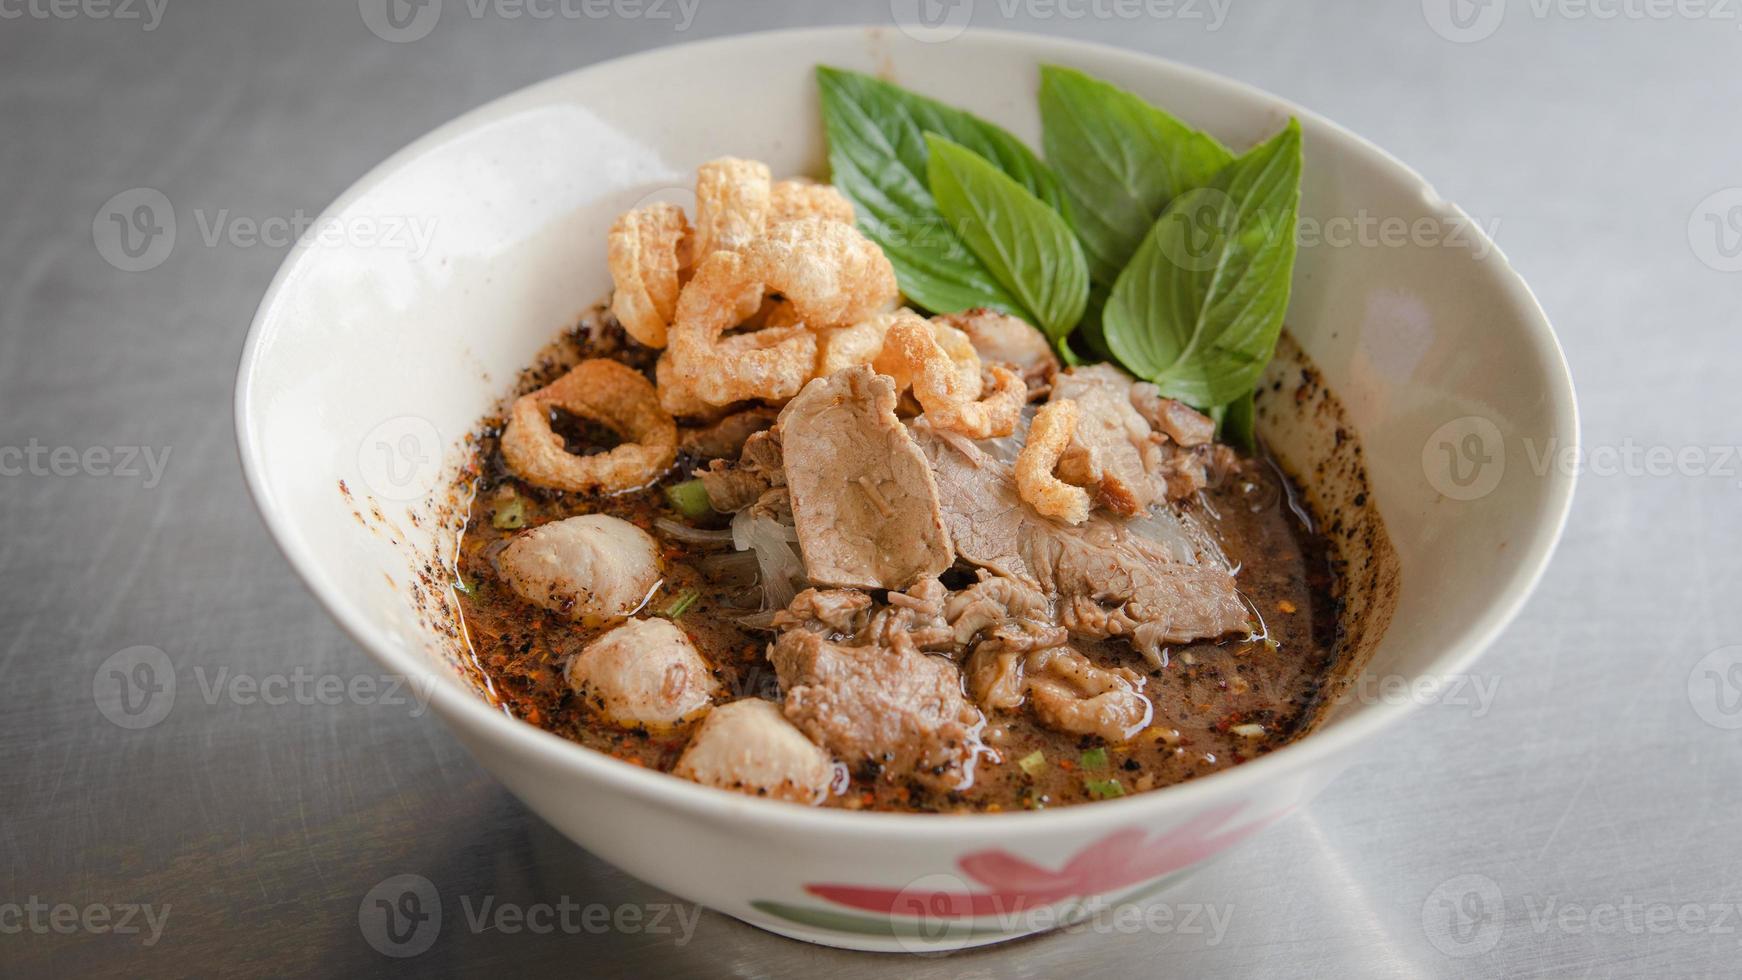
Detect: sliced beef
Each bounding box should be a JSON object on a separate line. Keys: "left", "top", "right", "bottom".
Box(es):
{"left": 942, "top": 574, "right": 1064, "bottom": 652}
{"left": 937, "top": 308, "right": 1059, "bottom": 393}
{"left": 1049, "top": 364, "right": 1226, "bottom": 511}
{"left": 1023, "top": 647, "right": 1153, "bottom": 742}
{"left": 1027, "top": 517, "right": 1252, "bottom": 657}
{"left": 769, "top": 628, "right": 984, "bottom": 791}
{"left": 777, "top": 366, "right": 953, "bottom": 590}
{"left": 1052, "top": 364, "right": 1160, "bottom": 516}
{"left": 680, "top": 407, "right": 779, "bottom": 461}
{"left": 1131, "top": 383, "right": 1215, "bottom": 446}
{"left": 963, "top": 642, "right": 1152, "bottom": 743}
{"left": 773, "top": 588, "right": 874, "bottom": 638}
{"left": 914, "top": 421, "right": 1250, "bottom": 665}
{"left": 697, "top": 428, "right": 784, "bottom": 513}
{"left": 911, "top": 421, "right": 1032, "bottom": 580}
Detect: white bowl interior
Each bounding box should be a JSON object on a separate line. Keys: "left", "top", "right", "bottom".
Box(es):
{"left": 238, "top": 28, "right": 1575, "bottom": 818}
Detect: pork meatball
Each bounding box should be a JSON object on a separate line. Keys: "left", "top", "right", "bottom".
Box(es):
{"left": 565, "top": 617, "right": 719, "bottom": 730}
{"left": 497, "top": 514, "right": 661, "bottom": 624}
{"left": 673, "top": 699, "right": 838, "bottom": 803}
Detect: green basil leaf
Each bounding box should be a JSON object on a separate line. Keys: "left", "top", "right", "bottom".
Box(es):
{"left": 816, "top": 68, "right": 1062, "bottom": 208}
{"left": 816, "top": 66, "right": 1060, "bottom": 316}
{"left": 1103, "top": 119, "right": 1302, "bottom": 409}
{"left": 1039, "top": 65, "right": 1234, "bottom": 288}
{"left": 926, "top": 134, "right": 1089, "bottom": 342}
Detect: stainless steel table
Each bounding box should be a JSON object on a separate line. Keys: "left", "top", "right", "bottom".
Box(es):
{"left": 4, "top": 1, "right": 1738, "bottom": 976}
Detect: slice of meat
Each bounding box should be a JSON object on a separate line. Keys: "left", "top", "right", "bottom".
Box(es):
{"left": 1024, "top": 647, "right": 1153, "bottom": 742}
{"left": 937, "top": 308, "right": 1059, "bottom": 393}
{"left": 1052, "top": 364, "right": 1161, "bottom": 516}
{"left": 965, "top": 645, "right": 1027, "bottom": 712}
{"left": 773, "top": 588, "right": 874, "bottom": 638}
{"left": 673, "top": 699, "right": 839, "bottom": 804}
{"left": 680, "top": 407, "right": 778, "bottom": 461}
{"left": 1027, "top": 517, "right": 1252, "bottom": 657}
{"left": 497, "top": 515, "right": 662, "bottom": 625}
{"left": 565, "top": 617, "right": 719, "bottom": 730}
{"left": 777, "top": 366, "right": 953, "bottom": 590}
{"left": 942, "top": 574, "right": 1063, "bottom": 651}
{"left": 963, "top": 642, "right": 1151, "bottom": 743}
{"left": 769, "top": 629, "right": 984, "bottom": 791}
{"left": 696, "top": 428, "right": 785, "bottom": 512}
{"left": 911, "top": 421, "right": 1032, "bottom": 581}
{"left": 914, "top": 422, "right": 1250, "bottom": 665}
{"left": 1130, "top": 383, "right": 1215, "bottom": 446}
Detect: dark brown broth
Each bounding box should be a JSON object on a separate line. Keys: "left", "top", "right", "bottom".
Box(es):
{"left": 452, "top": 320, "right": 1342, "bottom": 813}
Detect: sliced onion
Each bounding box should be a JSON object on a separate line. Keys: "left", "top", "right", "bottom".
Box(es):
{"left": 730, "top": 509, "right": 804, "bottom": 610}
{"left": 732, "top": 610, "right": 780, "bottom": 631}
{"left": 653, "top": 517, "right": 735, "bottom": 547}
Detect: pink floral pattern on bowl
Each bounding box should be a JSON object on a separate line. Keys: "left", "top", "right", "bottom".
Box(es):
{"left": 752, "top": 804, "right": 1287, "bottom": 940}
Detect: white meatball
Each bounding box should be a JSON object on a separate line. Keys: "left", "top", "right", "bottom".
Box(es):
{"left": 498, "top": 515, "right": 661, "bottom": 624}
{"left": 674, "top": 699, "right": 838, "bottom": 804}
{"left": 566, "top": 618, "right": 718, "bottom": 730}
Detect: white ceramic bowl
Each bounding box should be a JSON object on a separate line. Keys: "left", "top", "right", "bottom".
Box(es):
{"left": 235, "top": 27, "right": 1577, "bottom": 953}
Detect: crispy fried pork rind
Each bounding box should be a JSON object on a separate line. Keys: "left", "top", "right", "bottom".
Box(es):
{"left": 667, "top": 250, "right": 820, "bottom": 407}
{"left": 667, "top": 219, "right": 896, "bottom": 407}
{"left": 692, "top": 157, "right": 772, "bottom": 260}
{"left": 873, "top": 311, "right": 1026, "bottom": 438}
{"left": 814, "top": 311, "right": 897, "bottom": 378}
{"left": 656, "top": 350, "right": 730, "bottom": 421}
{"left": 1016, "top": 398, "right": 1092, "bottom": 525}
{"left": 501, "top": 359, "right": 678, "bottom": 493}
{"left": 747, "top": 219, "right": 898, "bottom": 328}
{"left": 606, "top": 203, "right": 691, "bottom": 349}
{"left": 769, "top": 178, "right": 855, "bottom": 226}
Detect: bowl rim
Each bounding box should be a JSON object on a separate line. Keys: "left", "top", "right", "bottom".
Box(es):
{"left": 234, "top": 24, "right": 1579, "bottom": 837}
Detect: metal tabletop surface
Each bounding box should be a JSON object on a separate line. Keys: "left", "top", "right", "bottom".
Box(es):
{"left": 3, "top": 1, "right": 1738, "bottom": 976}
